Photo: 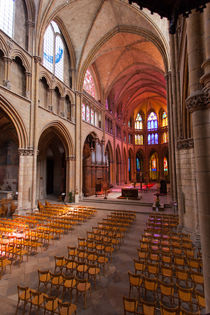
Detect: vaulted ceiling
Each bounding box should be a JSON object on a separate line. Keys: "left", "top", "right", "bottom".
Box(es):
{"left": 36, "top": 0, "right": 169, "bottom": 121}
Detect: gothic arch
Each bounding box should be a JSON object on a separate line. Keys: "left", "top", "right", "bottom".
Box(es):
{"left": 77, "top": 25, "right": 169, "bottom": 92}
{"left": 38, "top": 121, "right": 74, "bottom": 158}
{"left": 0, "top": 95, "right": 28, "bottom": 148}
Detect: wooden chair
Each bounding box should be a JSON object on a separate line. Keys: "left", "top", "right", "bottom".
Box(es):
{"left": 195, "top": 290, "right": 205, "bottom": 311}
{"left": 123, "top": 296, "right": 140, "bottom": 315}
{"left": 16, "top": 286, "right": 31, "bottom": 315}
{"left": 43, "top": 295, "right": 60, "bottom": 314}
{"left": 54, "top": 256, "right": 66, "bottom": 273}
{"left": 50, "top": 272, "right": 63, "bottom": 294}
{"left": 140, "top": 299, "right": 156, "bottom": 315}
{"left": 29, "top": 289, "right": 45, "bottom": 314}
{"left": 76, "top": 278, "right": 91, "bottom": 309}
{"left": 146, "top": 262, "right": 159, "bottom": 278}
{"left": 144, "top": 277, "right": 158, "bottom": 300}
{"left": 38, "top": 269, "right": 50, "bottom": 290}
{"left": 67, "top": 247, "right": 77, "bottom": 260}
{"left": 133, "top": 259, "right": 145, "bottom": 274}
{"left": 62, "top": 274, "right": 77, "bottom": 301}
{"left": 97, "top": 254, "right": 108, "bottom": 274}
{"left": 57, "top": 301, "right": 77, "bottom": 315}
{"left": 128, "top": 271, "right": 143, "bottom": 299}
{"left": 65, "top": 258, "right": 77, "bottom": 275}
{"left": 88, "top": 263, "right": 100, "bottom": 288}
{"left": 176, "top": 268, "right": 190, "bottom": 287}
{"left": 191, "top": 272, "right": 204, "bottom": 292}
{"left": 158, "top": 280, "right": 175, "bottom": 304}
{"left": 176, "top": 284, "right": 194, "bottom": 311}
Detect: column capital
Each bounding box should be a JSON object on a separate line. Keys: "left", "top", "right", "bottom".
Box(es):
{"left": 66, "top": 155, "right": 76, "bottom": 161}
{"left": 186, "top": 90, "right": 209, "bottom": 113}
{"left": 18, "top": 148, "right": 35, "bottom": 156}
{"left": 33, "top": 56, "right": 41, "bottom": 64}
{"left": 177, "top": 138, "right": 194, "bottom": 150}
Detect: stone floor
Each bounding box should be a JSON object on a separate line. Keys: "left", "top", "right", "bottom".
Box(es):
{"left": 0, "top": 201, "right": 174, "bottom": 315}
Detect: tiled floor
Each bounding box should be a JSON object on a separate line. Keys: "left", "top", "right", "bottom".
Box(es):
{"left": 1, "top": 201, "right": 174, "bottom": 315}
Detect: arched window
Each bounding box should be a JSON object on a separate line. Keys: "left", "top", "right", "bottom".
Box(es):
{"left": 91, "top": 108, "right": 94, "bottom": 125}
{"left": 162, "top": 111, "right": 168, "bottom": 127}
{"left": 148, "top": 133, "right": 158, "bottom": 145}
{"left": 136, "top": 158, "right": 140, "bottom": 172}
{"left": 135, "top": 113, "right": 143, "bottom": 130}
{"left": 0, "top": 0, "right": 15, "bottom": 37}
{"left": 82, "top": 104, "right": 86, "bottom": 120}
{"left": 150, "top": 153, "right": 158, "bottom": 180}
{"left": 164, "top": 156, "right": 168, "bottom": 173}
{"left": 147, "top": 112, "right": 158, "bottom": 130}
{"left": 135, "top": 135, "right": 143, "bottom": 145}
{"left": 83, "top": 69, "right": 96, "bottom": 99}
{"left": 43, "top": 21, "right": 64, "bottom": 81}
{"left": 162, "top": 132, "right": 168, "bottom": 143}
{"left": 86, "top": 105, "right": 90, "bottom": 122}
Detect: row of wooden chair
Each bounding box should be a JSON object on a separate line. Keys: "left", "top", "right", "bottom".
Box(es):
{"left": 16, "top": 286, "right": 77, "bottom": 315}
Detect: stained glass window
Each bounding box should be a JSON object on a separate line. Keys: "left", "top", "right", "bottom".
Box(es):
{"left": 43, "top": 21, "right": 64, "bottom": 81}
{"left": 135, "top": 113, "right": 143, "bottom": 130}
{"left": 164, "top": 157, "right": 168, "bottom": 172}
{"left": 95, "top": 112, "right": 98, "bottom": 127}
{"left": 151, "top": 155, "right": 157, "bottom": 171}
{"left": 162, "top": 132, "right": 168, "bottom": 143}
{"left": 83, "top": 69, "right": 96, "bottom": 99}
{"left": 82, "top": 104, "right": 85, "bottom": 121}
{"left": 148, "top": 133, "right": 158, "bottom": 144}
{"left": 136, "top": 158, "right": 140, "bottom": 172}
{"left": 128, "top": 157, "right": 131, "bottom": 172}
{"left": 91, "top": 108, "right": 94, "bottom": 125}
{"left": 162, "top": 111, "right": 168, "bottom": 127}
{"left": 86, "top": 105, "right": 90, "bottom": 122}
{"left": 135, "top": 135, "right": 143, "bottom": 145}
{"left": 147, "top": 112, "right": 158, "bottom": 130}
{"left": 0, "top": 0, "right": 15, "bottom": 38}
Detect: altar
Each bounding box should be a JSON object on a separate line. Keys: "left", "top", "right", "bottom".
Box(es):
{"left": 118, "top": 188, "right": 141, "bottom": 200}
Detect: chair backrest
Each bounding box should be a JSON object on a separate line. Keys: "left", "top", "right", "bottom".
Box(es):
{"left": 158, "top": 280, "right": 174, "bottom": 296}
{"left": 195, "top": 290, "right": 206, "bottom": 309}
{"left": 141, "top": 299, "right": 155, "bottom": 315}
{"left": 58, "top": 301, "right": 76, "bottom": 315}
{"left": 160, "top": 302, "right": 179, "bottom": 315}
{"left": 191, "top": 272, "right": 204, "bottom": 284}
{"left": 128, "top": 271, "right": 142, "bottom": 286}
{"left": 38, "top": 270, "right": 50, "bottom": 283}
{"left": 179, "top": 306, "right": 200, "bottom": 315}
{"left": 133, "top": 259, "right": 145, "bottom": 272}
{"left": 177, "top": 284, "right": 193, "bottom": 302}
{"left": 123, "top": 296, "right": 138, "bottom": 314}
{"left": 176, "top": 268, "right": 188, "bottom": 281}
{"left": 17, "top": 285, "right": 29, "bottom": 301}
{"left": 144, "top": 277, "right": 157, "bottom": 291}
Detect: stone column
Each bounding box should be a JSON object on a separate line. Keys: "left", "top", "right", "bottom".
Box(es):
{"left": 3, "top": 57, "right": 12, "bottom": 89}
{"left": 48, "top": 89, "right": 53, "bottom": 112}
{"left": 60, "top": 96, "right": 65, "bottom": 117}
{"left": 91, "top": 147, "right": 96, "bottom": 195}
{"left": 25, "top": 72, "right": 32, "bottom": 98}
{"left": 26, "top": 20, "right": 34, "bottom": 54}
{"left": 65, "top": 155, "right": 76, "bottom": 201}
{"left": 186, "top": 9, "right": 210, "bottom": 311}
{"left": 75, "top": 92, "right": 82, "bottom": 200}
{"left": 18, "top": 148, "right": 34, "bottom": 212}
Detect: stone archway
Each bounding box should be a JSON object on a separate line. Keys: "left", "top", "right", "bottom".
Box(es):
{"left": 37, "top": 126, "right": 70, "bottom": 201}
{"left": 0, "top": 108, "right": 19, "bottom": 198}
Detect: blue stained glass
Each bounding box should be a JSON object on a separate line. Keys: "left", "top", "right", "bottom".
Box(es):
{"left": 148, "top": 134, "right": 151, "bottom": 144}
{"left": 55, "top": 47, "right": 63, "bottom": 63}
{"left": 151, "top": 120, "right": 154, "bottom": 129}
{"left": 155, "top": 133, "right": 158, "bottom": 144}
{"left": 128, "top": 158, "right": 130, "bottom": 172}
{"left": 43, "top": 52, "right": 53, "bottom": 63}
{"left": 136, "top": 158, "right": 140, "bottom": 171}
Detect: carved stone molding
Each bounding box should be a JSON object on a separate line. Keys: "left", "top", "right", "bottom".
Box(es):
{"left": 33, "top": 56, "right": 41, "bottom": 64}
{"left": 177, "top": 138, "right": 194, "bottom": 150}
{"left": 19, "top": 148, "right": 35, "bottom": 156}
{"left": 186, "top": 90, "right": 209, "bottom": 113}
{"left": 66, "top": 155, "right": 76, "bottom": 161}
